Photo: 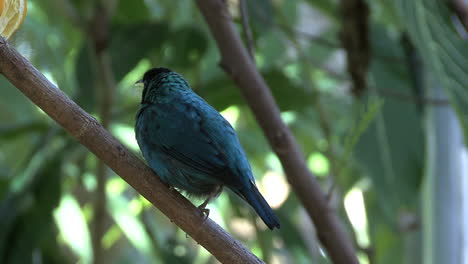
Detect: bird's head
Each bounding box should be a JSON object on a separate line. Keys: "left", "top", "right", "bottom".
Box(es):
{"left": 137, "top": 67, "right": 189, "bottom": 104}
{"left": 137, "top": 67, "right": 172, "bottom": 86}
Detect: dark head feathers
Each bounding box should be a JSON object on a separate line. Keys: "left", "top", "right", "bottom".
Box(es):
{"left": 138, "top": 67, "right": 175, "bottom": 104}
{"left": 140, "top": 67, "right": 172, "bottom": 83}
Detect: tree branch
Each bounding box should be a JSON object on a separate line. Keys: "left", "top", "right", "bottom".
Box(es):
{"left": 340, "top": 0, "right": 370, "bottom": 97}
{"left": 90, "top": 4, "right": 115, "bottom": 263}
{"left": 0, "top": 36, "right": 263, "bottom": 264}
{"left": 195, "top": 1, "right": 358, "bottom": 263}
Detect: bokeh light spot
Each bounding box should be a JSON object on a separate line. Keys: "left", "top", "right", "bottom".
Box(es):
{"left": 260, "top": 171, "right": 290, "bottom": 209}
{"left": 220, "top": 105, "right": 240, "bottom": 128}
{"left": 344, "top": 187, "right": 370, "bottom": 247}
{"left": 307, "top": 152, "right": 329, "bottom": 177}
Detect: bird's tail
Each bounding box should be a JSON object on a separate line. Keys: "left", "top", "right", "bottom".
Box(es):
{"left": 240, "top": 184, "right": 280, "bottom": 230}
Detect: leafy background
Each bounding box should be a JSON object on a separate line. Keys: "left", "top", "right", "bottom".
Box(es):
{"left": 0, "top": 0, "right": 467, "bottom": 263}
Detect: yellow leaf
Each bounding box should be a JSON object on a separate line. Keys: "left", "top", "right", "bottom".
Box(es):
{"left": 0, "top": 0, "right": 5, "bottom": 16}
{"left": 0, "top": 0, "right": 27, "bottom": 39}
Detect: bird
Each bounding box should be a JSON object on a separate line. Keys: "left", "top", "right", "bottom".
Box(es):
{"left": 135, "top": 67, "right": 280, "bottom": 229}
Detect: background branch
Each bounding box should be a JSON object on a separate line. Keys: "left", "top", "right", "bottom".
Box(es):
{"left": 195, "top": 1, "right": 358, "bottom": 263}
{"left": 0, "top": 36, "right": 263, "bottom": 264}
{"left": 89, "top": 3, "right": 115, "bottom": 263}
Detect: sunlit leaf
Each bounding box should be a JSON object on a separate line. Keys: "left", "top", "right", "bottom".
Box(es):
{"left": 54, "top": 195, "right": 93, "bottom": 264}
{"left": 107, "top": 191, "right": 158, "bottom": 262}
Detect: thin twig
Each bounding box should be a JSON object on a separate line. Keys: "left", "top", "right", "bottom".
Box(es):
{"left": 0, "top": 36, "right": 264, "bottom": 264}
{"left": 195, "top": 1, "right": 358, "bottom": 263}
{"left": 239, "top": 0, "right": 255, "bottom": 62}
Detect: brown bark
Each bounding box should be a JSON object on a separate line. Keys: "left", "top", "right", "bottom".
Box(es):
{"left": 90, "top": 4, "right": 115, "bottom": 262}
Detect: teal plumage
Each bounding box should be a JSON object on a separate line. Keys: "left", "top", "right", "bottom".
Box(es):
{"left": 135, "top": 68, "right": 280, "bottom": 229}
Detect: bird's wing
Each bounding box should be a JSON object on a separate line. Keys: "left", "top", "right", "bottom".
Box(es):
{"left": 139, "top": 97, "right": 234, "bottom": 182}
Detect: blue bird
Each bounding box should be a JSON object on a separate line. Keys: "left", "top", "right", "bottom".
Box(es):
{"left": 135, "top": 67, "right": 280, "bottom": 229}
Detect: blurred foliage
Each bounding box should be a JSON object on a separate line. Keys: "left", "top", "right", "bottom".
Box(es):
{"left": 0, "top": 0, "right": 466, "bottom": 263}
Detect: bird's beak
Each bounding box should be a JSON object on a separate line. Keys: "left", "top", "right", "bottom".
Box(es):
{"left": 135, "top": 79, "right": 144, "bottom": 89}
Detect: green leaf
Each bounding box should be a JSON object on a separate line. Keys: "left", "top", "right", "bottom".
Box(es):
{"left": 365, "top": 190, "right": 405, "bottom": 264}
{"left": 54, "top": 195, "right": 93, "bottom": 263}
{"left": 168, "top": 26, "right": 208, "bottom": 68}
{"left": 0, "top": 77, "right": 36, "bottom": 122}
{"left": 0, "top": 150, "right": 64, "bottom": 263}
{"left": 257, "top": 30, "right": 288, "bottom": 68}
{"left": 0, "top": 122, "right": 49, "bottom": 141}
{"left": 265, "top": 70, "right": 315, "bottom": 111}
{"left": 246, "top": 0, "right": 274, "bottom": 33}
{"left": 304, "top": 0, "right": 338, "bottom": 19}
{"left": 355, "top": 26, "right": 425, "bottom": 222}
{"left": 114, "top": 0, "right": 151, "bottom": 23}
{"left": 74, "top": 23, "right": 169, "bottom": 111}
{"left": 109, "top": 23, "right": 169, "bottom": 82}
{"left": 394, "top": 0, "right": 468, "bottom": 141}
{"left": 75, "top": 43, "right": 97, "bottom": 112}
{"left": 107, "top": 190, "right": 159, "bottom": 262}
{"left": 276, "top": 197, "right": 309, "bottom": 260}
{"left": 199, "top": 69, "right": 313, "bottom": 111}
{"left": 198, "top": 76, "right": 241, "bottom": 111}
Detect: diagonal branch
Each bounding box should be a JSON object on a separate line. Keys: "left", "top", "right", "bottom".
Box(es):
{"left": 0, "top": 36, "right": 263, "bottom": 264}
{"left": 195, "top": 1, "right": 358, "bottom": 263}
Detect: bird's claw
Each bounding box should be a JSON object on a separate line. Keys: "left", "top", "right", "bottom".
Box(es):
{"left": 198, "top": 205, "right": 210, "bottom": 220}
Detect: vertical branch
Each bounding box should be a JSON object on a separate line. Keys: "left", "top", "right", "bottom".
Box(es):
{"left": 340, "top": 0, "right": 370, "bottom": 97}
{"left": 195, "top": 1, "right": 358, "bottom": 263}
{"left": 92, "top": 51, "right": 116, "bottom": 264}
{"left": 89, "top": 3, "right": 116, "bottom": 263}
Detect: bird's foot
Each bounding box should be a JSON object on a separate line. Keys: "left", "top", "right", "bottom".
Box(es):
{"left": 196, "top": 186, "right": 223, "bottom": 220}
{"left": 198, "top": 206, "right": 210, "bottom": 220}
{"left": 197, "top": 201, "right": 210, "bottom": 220}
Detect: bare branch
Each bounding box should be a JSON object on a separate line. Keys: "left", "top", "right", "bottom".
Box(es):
{"left": 195, "top": 1, "right": 358, "bottom": 263}
{"left": 91, "top": 4, "right": 115, "bottom": 261}
{"left": 0, "top": 36, "right": 264, "bottom": 264}
{"left": 340, "top": 0, "right": 370, "bottom": 96}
